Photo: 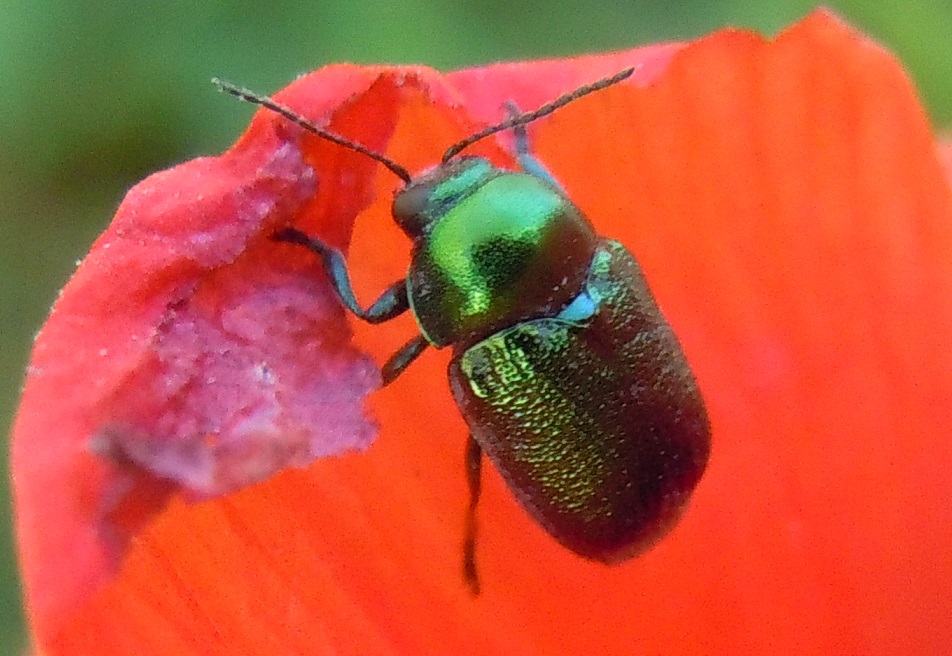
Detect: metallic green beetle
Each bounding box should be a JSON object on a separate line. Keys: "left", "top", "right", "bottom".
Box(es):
{"left": 217, "top": 69, "right": 711, "bottom": 593}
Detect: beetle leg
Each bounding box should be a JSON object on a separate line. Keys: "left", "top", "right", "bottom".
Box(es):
{"left": 273, "top": 227, "right": 408, "bottom": 323}
{"left": 463, "top": 434, "right": 483, "bottom": 595}
{"left": 504, "top": 101, "right": 566, "bottom": 192}
{"left": 380, "top": 334, "right": 430, "bottom": 385}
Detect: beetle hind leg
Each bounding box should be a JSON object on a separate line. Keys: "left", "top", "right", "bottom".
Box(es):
{"left": 463, "top": 434, "right": 483, "bottom": 595}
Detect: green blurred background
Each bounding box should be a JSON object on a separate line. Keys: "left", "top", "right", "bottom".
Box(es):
{"left": 2, "top": 1, "right": 950, "bottom": 651}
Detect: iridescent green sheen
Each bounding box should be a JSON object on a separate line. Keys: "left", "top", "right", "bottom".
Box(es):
{"left": 407, "top": 167, "right": 597, "bottom": 347}
{"left": 449, "top": 240, "right": 709, "bottom": 563}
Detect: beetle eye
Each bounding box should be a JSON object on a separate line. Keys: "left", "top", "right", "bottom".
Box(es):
{"left": 392, "top": 182, "right": 436, "bottom": 239}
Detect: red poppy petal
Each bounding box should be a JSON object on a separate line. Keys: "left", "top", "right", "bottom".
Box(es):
{"left": 14, "top": 8, "right": 952, "bottom": 655}
{"left": 445, "top": 43, "right": 682, "bottom": 126}
{"left": 939, "top": 139, "right": 952, "bottom": 182}
{"left": 12, "top": 66, "right": 395, "bottom": 638}
{"left": 527, "top": 11, "right": 952, "bottom": 653}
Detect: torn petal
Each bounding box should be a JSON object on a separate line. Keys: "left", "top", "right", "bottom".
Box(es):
{"left": 12, "top": 66, "right": 394, "bottom": 639}
{"left": 94, "top": 258, "right": 380, "bottom": 499}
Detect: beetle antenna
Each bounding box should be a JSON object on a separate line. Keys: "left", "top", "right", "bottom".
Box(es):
{"left": 441, "top": 66, "right": 635, "bottom": 162}
{"left": 212, "top": 78, "right": 413, "bottom": 184}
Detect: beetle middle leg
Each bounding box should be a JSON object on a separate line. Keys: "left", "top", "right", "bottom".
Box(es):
{"left": 463, "top": 434, "right": 483, "bottom": 595}
{"left": 381, "top": 335, "right": 430, "bottom": 385}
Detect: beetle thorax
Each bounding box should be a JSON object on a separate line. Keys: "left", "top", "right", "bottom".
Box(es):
{"left": 397, "top": 158, "right": 599, "bottom": 348}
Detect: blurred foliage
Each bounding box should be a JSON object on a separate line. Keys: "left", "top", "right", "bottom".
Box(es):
{"left": 2, "top": 1, "right": 949, "bottom": 651}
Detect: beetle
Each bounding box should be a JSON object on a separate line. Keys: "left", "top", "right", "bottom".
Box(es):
{"left": 215, "top": 68, "right": 710, "bottom": 593}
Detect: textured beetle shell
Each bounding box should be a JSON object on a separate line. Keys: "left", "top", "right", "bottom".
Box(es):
{"left": 449, "top": 240, "right": 710, "bottom": 563}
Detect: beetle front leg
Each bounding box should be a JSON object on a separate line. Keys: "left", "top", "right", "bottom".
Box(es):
{"left": 274, "top": 227, "right": 409, "bottom": 323}
{"left": 505, "top": 101, "right": 566, "bottom": 193}
{"left": 463, "top": 434, "right": 483, "bottom": 595}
